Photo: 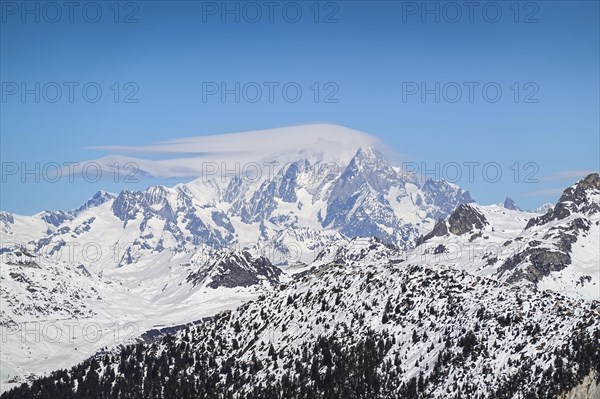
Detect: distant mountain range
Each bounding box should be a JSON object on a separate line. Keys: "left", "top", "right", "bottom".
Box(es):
{"left": 1, "top": 144, "right": 473, "bottom": 267}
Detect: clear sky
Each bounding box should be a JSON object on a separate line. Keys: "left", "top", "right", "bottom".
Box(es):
{"left": 1, "top": 0, "right": 599, "bottom": 214}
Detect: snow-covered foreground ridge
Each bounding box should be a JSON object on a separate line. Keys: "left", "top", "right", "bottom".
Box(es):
{"left": 2, "top": 250, "right": 600, "bottom": 398}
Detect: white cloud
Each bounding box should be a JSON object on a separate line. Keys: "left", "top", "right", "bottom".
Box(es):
{"left": 79, "top": 124, "right": 384, "bottom": 179}
{"left": 543, "top": 170, "right": 595, "bottom": 182}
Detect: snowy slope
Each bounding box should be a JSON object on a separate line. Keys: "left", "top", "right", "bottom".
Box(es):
{"left": 0, "top": 132, "right": 474, "bottom": 386}
{"left": 0, "top": 245, "right": 281, "bottom": 390}
{"left": 1, "top": 125, "right": 597, "bottom": 396}
{"left": 3, "top": 251, "right": 599, "bottom": 398}
{"left": 412, "top": 173, "right": 600, "bottom": 301}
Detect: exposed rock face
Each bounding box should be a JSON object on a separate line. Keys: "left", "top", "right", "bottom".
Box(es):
{"left": 318, "top": 147, "right": 472, "bottom": 246}
{"left": 526, "top": 173, "right": 600, "bottom": 229}
{"left": 410, "top": 174, "right": 599, "bottom": 299}
{"left": 109, "top": 186, "right": 235, "bottom": 247}
{"left": 74, "top": 190, "right": 115, "bottom": 214}
{"left": 416, "top": 203, "right": 488, "bottom": 243}
{"left": 498, "top": 174, "right": 599, "bottom": 288}
{"left": 3, "top": 247, "right": 40, "bottom": 268}
{"left": 40, "top": 210, "right": 73, "bottom": 227}
{"left": 38, "top": 192, "right": 116, "bottom": 229}
{"left": 499, "top": 216, "right": 592, "bottom": 284}
{"left": 498, "top": 248, "right": 571, "bottom": 284}
{"left": 0, "top": 211, "right": 14, "bottom": 225}
{"left": 558, "top": 370, "right": 600, "bottom": 399}
{"left": 4, "top": 146, "right": 476, "bottom": 274}
{"left": 416, "top": 218, "right": 448, "bottom": 245}
{"left": 322, "top": 148, "right": 416, "bottom": 245}
{"left": 560, "top": 173, "right": 600, "bottom": 206}
{"left": 526, "top": 202, "right": 572, "bottom": 229}
{"left": 186, "top": 250, "right": 282, "bottom": 289}
{"left": 315, "top": 237, "right": 401, "bottom": 266}
{"left": 112, "top": 187, "right": 176, "bottom": 223}
{"left": 503, "top": 196, "right": 520, "bottom": 211}
{"left": 447, "top": 204, "right": 488, "bottom": 235}
{"left": 420, "top": 179, "right": 474, "bottom": 220}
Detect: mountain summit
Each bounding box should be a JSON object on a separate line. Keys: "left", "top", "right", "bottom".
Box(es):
{"left": 503, "top": 196, "right": 521, "bottom": 211}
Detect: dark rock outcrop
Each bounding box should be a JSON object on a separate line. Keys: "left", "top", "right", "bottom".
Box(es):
{"left": 526, "top": 173, "right": 599, "bottom": 229}
{"left": 503, "top": 197, "right": 520, "bottom": 211}
{"left": 498, "top": 248, "right": 571, "bottom": 284}
{"left": 187, "top": 251, "right": 282, "bottom": 289}
{"left": 447, "top": 204, "right": 488, "bottom": 235}
{"left": 416, "top": 218, "right": 448, "bottom": 245}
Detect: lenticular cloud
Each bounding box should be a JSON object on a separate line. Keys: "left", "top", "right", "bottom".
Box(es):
{"left": 82, "top": 124, "right": 385, "bottom": 179}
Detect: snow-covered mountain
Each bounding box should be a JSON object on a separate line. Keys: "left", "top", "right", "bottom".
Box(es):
{"left": 414, "top": 173, "right": 600, "bottom": 301}
{"left": 1, "top": 125, "right": 598, "bottom": 397}
{"left": 0, "top": 126, "right": 478, "bottom": 390}
{"left": 0, "top": 243, "right": 285, "bottom": 389}
{"left": 1, "top": 132, "right": 473, "bottom": 276}
{"left": 3, "top": 240, "right": 599, "bottom": 398}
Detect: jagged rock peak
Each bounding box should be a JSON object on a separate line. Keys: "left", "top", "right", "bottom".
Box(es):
{"left": 75, "top": 190, "right": 116, "bottom": 214}
{"left": 416, "top": 218, "right": 449, "bottom": 245}
{"left": 344, "top": 146, "right": 393, "bottom": 178}
{"left": 558, "top": 172, "right": 600, "bottom": 206}
{"left": 417, "top": 203, "right": 487, "bottom": 243}
{"left": 354, "top": 146, "right": 381, "bottom": 160}
{"left": 503, "top": 196, "right": 520, "bottom": 211}
{"left": 525, "top": 173, "right": 599, "bottom": 229}
{"left": 447, "top": 204, "right": 488, "bottom": 235}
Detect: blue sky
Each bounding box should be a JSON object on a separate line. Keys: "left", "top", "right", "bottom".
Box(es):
{"left": 1, "top": 0, "right": 599, "bottom": 214}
